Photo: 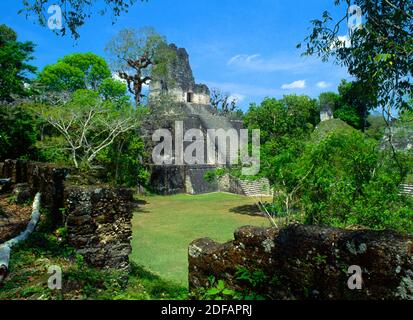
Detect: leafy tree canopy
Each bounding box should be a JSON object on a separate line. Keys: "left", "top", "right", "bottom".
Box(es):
{"left": 0, "top": 104, "right": 37, "bottom": 161}
{"left": 38, "top": 52, "right": 112, "bottom": 92}
{"left": 32, "top": 89, "right": 138, "bottom": 169}
{"left": 335, "top": 79, "right": 377, "bottom": 130}
{"left": 98, "top": 77, "right": 130, "bottom": 105}
{"left": 105, "top": 27, "right": 176, "bottom": 106}
{"left": 365, "top": 113, "right": 387, "bottom": 140}
{"left": 300, "top": 0, "right": 413, "bottom": 118}
{"left": 0, "top": 24, "right": 36, "bottom": 101}
{"left": 245, "top": 95, "right": 319, "bottom": 144}
{"left": 243, "top": 95, "right": 319, "bottom": 183}
{"left": 295, "top": 125, "right": 413, "bottom": 233}
{"left": 19, "top": 0, "right": 147, "bottom": 39}
{"left": 319, "top": 91, "right": 340, "bottom": 117}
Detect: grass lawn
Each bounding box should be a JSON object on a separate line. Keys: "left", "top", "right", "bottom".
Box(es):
{"left": 130, "top": 192, "right": 272, "bottom": 287}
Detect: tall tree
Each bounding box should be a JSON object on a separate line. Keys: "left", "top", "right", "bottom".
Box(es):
{"left": 242, "top": 95, "right": 318, "bottom": 219}
{"left": 98, "top": 77, "right": 130, "bottom": 106}
{"left": 319, "top": 91, "right": 340, "bottom": 119}
{"left": 33, "top": 89, "right": 137, "bottom": 169}
{"left": 318, "top": 80, "right": 377, "bottom": 130}
{"left": 0, "top": 104, "right": 37, "bottom": 161}
{"left": 334, "top": 80, "right": 377, "bottom": 131}
{"left": 244, "top": 95, "right": 319, "bottom": 183}
{"left": 0, "top": 24, "right": 36, "bottom": 102}
{"left": 210, "top": 88, "right": 238, "bottom": 115}
{"left": 300, "top": 0, "right": 412, "bottom": 178}
{"left": 105, "top": 27, "right": 176, "bottom": 106}
{"left": 300, "top": 0, "right": 412, "bottom": 118}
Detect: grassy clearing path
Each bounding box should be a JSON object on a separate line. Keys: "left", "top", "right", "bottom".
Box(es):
{"left": 130, "top": 193, "right": 271, "bottom": 287}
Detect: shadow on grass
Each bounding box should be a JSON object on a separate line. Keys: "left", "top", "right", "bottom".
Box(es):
{"left": 129, "top": 262, "right": 188, "bottom": 300}
{"left": 229, "top": 204, "right": 264, "bottom": 217}
{"left": 132, "top": 199, "right": 150, "bottom": 214}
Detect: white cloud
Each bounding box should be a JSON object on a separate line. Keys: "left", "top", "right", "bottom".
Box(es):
{"left": 281, "top": 80, "right": 306, "bottom": 90}
{"left": 206, "top": 81, "right": 283, "bottom": 97}
{"left": 317, "top": 81, "right": 331, "bottom": 89}
{"left": 227, "top": 54, "right": 306, "bottom": 73}
{"left": 228, "top": 54, "right": 260, "bottom": 65}
{"left": 228, "top": 93, "right": 246, "bottom": 103}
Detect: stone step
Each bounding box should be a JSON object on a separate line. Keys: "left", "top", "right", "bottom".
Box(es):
{"left": 238, "top": 178, "right": 272, "bottom": 197}
{"left": 399, "top": 184, "right": 413, "bottom": 196}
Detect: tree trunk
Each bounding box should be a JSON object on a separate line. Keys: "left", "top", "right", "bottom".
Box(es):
{"left": 115, "top": 139, "right": 125, "bottom": 185}
{"left": 72, "top": 149, "right": 79, "bottom": 168}
{"left": 134, "top": 81, "right": 142, "bottom": 106}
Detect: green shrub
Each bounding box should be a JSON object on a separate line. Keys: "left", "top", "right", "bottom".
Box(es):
{"left": 0, "top": 229, "right": 188, "bottom": 300}
{"left": 0, "top": 104, "right": 38, "bottom": 161}
{"left": 296, "top": 129, "right": 413, "bottom": 233}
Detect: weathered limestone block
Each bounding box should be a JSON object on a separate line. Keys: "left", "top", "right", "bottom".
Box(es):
{"left": 1, "top": 160, "right": 135, "bottom": 272}
{"left": 65, "top": 186, "right": 134, "bottom": 271}
{"left": 26, "top": 162, "right": 69, "bottom": 225}
{"left": 0, "top": 160, "right": 70, "bottom": 225}
{"left": 150, "top": 165, "right": 187, "bottom": 195}
{"left": 189, "top": 224, "right": 413, "bottom": 300}
{"left": 1, "top": 159, "right": 28, "bottom": 184}
{"left": 149, "top": 44, "right": 210, "bottom": 105}
{"left": 12, "top": 183, "right": 32, "bottom": 204}
{"left": 189, "top": 226, "right": 278, "bottom": 295}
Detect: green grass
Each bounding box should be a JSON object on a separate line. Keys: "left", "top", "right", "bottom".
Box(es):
{"left": 405, "top": 174, "right": 413, "bottom": 185}
{"left": 131, "top": 192, "right": 271, "bottom": 287}
{"left": 1, "top": 192, "right": 270, "bottom": 300}
{"left": 313, "top": 119, "right": 356, "bottom": 143}
{"left": 0, "top": 231, "right": 187, "bottom": 300}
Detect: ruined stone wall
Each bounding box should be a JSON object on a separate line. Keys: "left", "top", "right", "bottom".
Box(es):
{"left": 0, "top": 160, "right": 134, "bottom": 271}
{"left": 146, "top": 109, "right": 248, "bottom": 196}
{"left": 193, "top": 84, "right": 211, "bottom": 105}
{"left": 65, "top": 186, "right": 133, "bottom": 271}
{"left": 0, "top": 160, "right": 69, "bottom": 225}
{"left": 189, "top": 224, "right": 413, "bottom": 300}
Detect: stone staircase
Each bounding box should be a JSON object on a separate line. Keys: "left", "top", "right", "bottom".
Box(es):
{"left": 400, "top": 184, "right": 413, "bottom": 196}
{"left": 238, "top": 178, "right": 272, "bottom": 197}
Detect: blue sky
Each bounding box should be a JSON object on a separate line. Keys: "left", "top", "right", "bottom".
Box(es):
{"left": 0, "top": 0, "right": 352, "bottom": 110}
